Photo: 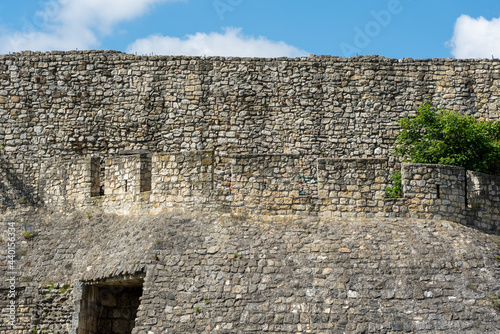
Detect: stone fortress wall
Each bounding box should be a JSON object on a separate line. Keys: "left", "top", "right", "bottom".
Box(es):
{"left": 0, "top": 50, "right": 499, "bottom": 231}
{"left": 1, "top": 51, "right": 500, "bottom": 333}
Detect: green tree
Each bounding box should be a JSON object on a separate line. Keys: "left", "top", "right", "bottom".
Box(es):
{"left": 395, "top": 100, "right": 500, "bottom": 175}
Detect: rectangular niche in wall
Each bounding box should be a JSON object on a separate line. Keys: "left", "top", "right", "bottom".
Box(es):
{"left": 90, "top": 158, "right": 105, "bottom": 197}
{"left": 140, "top": 153, "right": 152, "bottom": 192}
{"left": 117, "top": 150, "right": 151, "bottom": 193}
{"left": 78, "top": 275, "right": 144, "bottom": 334}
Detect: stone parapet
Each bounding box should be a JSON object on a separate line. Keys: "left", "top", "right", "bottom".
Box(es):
{"left": 8, "top": 152, "right": 495, "bottom": 233}
{"left": 318, "top": 158, "right": 388, "bottom": 218}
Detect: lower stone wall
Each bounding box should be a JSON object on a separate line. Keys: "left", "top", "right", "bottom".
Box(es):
{"left": 32, "top": 283, "right": 74, "bottom": 333}
{"left": 0, "top": 287, "right": 33, "bottom": 333}
{"left": 1, "top": 211, "right": 500, "bottom": 333}
{"left": 0, "top": 285, "right": 75, "bottom": 334}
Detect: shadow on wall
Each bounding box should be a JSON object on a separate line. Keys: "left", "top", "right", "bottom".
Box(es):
{"left": 0, "top": 157, "right": 38, "bottom": 208}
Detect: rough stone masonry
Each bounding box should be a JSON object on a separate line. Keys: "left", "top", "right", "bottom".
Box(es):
{"left": 1, "top": 210, "right": 500, "bottom": 333}
{"left": 0, "top": 51, "right": 499, "bottom": 164}
{"left": 0, "top": 51, "right": 499, "bottom": 333}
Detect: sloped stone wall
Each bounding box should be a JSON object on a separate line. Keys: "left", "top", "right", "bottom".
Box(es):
{"left": 1, "top": 211, "right": 499, "bottom": 333}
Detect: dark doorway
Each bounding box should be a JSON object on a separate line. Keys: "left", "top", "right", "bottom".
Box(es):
{"left": 78, "top": 277, "right": 143, "bottom": 334}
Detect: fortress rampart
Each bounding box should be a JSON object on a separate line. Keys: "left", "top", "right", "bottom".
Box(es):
{"left": 1, "top": 52, "right": 500, "bottom": 333}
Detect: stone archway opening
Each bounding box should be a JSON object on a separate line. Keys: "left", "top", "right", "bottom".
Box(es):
{"left": 78, "top": 275, "right": 144, "bottom": 334}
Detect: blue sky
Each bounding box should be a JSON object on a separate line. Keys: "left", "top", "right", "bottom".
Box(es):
{"left": 0, "top": 0, "right": 499, "bottom": 58}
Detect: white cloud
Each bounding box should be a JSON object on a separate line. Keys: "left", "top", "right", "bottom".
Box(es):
{"left": 0, "top": 1, "right": 307, "bottom": 58}
{"left": 56, "top": 0, "right": 179, "bottom": 34}
{"left": 0, "top": 0, "right": 179, "bottom": 53}
{"left": 126, "top": 27, "right": 309, "bottom": 58}
{"left": 448, "top": 15, "right": 500, "bottom": 59}
{"left": 0, "top": 28, "right": 98, "bottom": 54}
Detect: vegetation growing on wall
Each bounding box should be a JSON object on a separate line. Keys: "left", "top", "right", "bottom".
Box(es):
{"left": 385, "top": 171, "right": 403, "bottom": 198}
{"left": 386, "top": 100, "right": 500, "bottom": 198}
{"left": 395, "top": 100, "right": 500, "bottom": 175}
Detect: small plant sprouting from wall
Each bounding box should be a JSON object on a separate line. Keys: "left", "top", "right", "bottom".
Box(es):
{"left": 489, "top": 295, "right": 500, "bottom": 311}
{"left": 385, "top": 171, "right": 403, "bottom": 198}
{"left": 22, "top": 217, "right": 37, "bottom": 240}
{"left": 59, "top": 284, "right": 70, "bottom": 293}
{"left": 23, "top": 230, "right": 36, "bottom": 240}
{"left": 42, "top": 282, "right": 55, "bottom": 298}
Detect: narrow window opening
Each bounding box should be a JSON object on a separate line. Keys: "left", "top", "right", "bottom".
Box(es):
{"left": 140, "top": 154, "right": 152, "bottom": 192}
{"left": 90, "top": 158, "right": 102, "bottom": 197}
{"left": 465, "top": 175, "right": 468, "bottom": 208}
{"left": 436, "top": 184, "right": 440, "bottom": 199}
{"left": 99, "top": 162, "right": 105, "bottom": 196}
{"left": 124, "top": 180, "right": 128, "bottom": 193}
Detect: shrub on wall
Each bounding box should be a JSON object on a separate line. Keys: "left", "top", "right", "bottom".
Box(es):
{"left": 395, "top": 100, "right": 500, "bottom": 175}
{"left": 385, "top": 171, "right": 403, "bottom": 198}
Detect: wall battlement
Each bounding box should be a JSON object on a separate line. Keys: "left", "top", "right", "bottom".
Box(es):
{"left": 35, "top": 151, "right": 500, "bottom": 232}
